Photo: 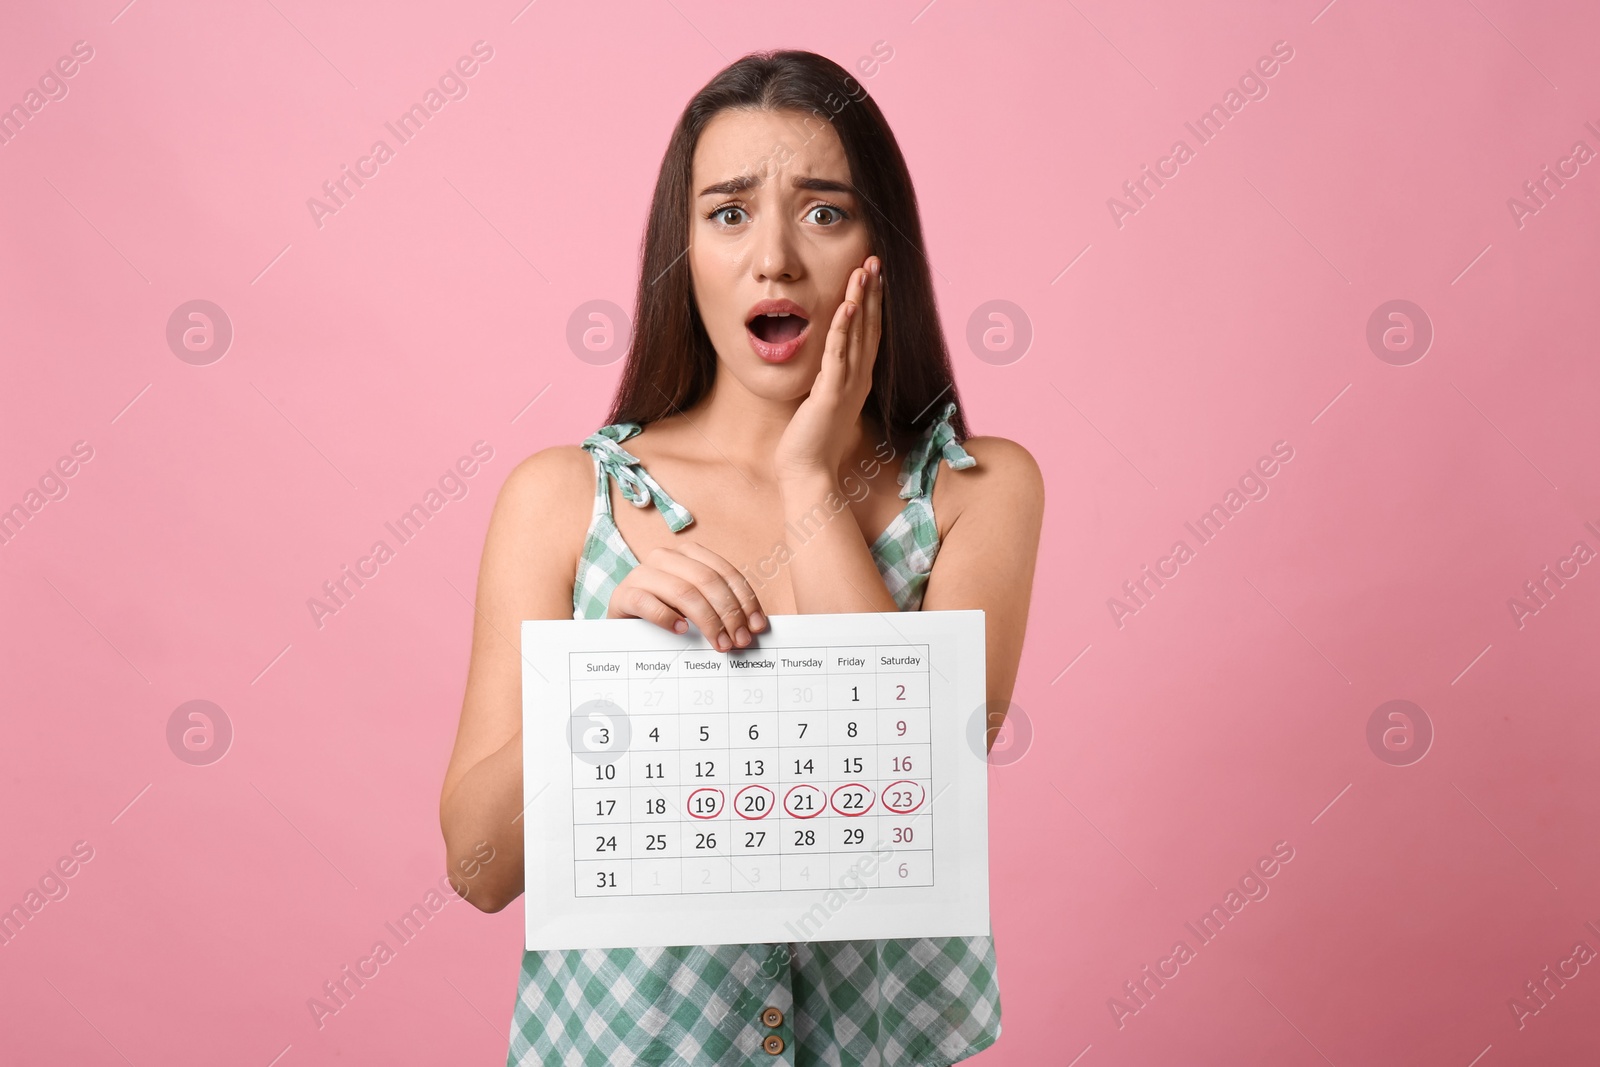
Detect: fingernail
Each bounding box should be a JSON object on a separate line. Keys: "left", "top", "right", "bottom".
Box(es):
{"left": 674, "top": 619, "right": 688, "bottom": 634}
{"left": 717, "top": 632, "right": 731, "bottom": 651}
{"left": 736, "top": 626, "right": 751, "bottom": 646}
{"left": 750, "top": 611, "right": 766, "bottom": 630}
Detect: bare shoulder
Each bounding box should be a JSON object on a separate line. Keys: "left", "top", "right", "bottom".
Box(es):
{"left": 498, "top": 443, "right": 594, "bottom": 508}
{"left": 488, "top": 444, "right": 596, "bottom": 562}
{"left": 929, "top": 434, "right": 1043, "bottom": 542}
{"left": 951, "top": 435, "right": 1044, "bottom": 506}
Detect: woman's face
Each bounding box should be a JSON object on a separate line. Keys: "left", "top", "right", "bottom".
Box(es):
{"left": 688, "top": 107, "right": 872, "bottom": 401}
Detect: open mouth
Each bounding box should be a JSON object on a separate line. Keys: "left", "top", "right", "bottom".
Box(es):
{"left": 748, "top": 311, "right": 809, "bottom": 344}
{"left": 745, "top": 305, "right": 812, "bottom": 363}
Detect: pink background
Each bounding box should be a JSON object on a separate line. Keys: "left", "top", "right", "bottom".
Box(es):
{"left": 3, "top": 0, "right": 1598, "bottom": 1063}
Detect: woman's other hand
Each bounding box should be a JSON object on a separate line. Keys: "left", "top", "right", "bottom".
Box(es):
{"left": 606, "top": 542, "right": 768, "bottom": 651}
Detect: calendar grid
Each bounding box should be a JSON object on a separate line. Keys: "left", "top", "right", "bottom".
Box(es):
{"left": 568, "top": 643, "right": 936, "bottom": 898}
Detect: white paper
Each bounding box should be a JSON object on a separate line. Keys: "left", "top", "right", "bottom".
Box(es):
{"left": 520, "top": 609, "right": 991, "bottom": 951}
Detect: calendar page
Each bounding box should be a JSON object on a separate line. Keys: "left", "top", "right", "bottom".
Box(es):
{"left": 519, "top": 609, "right": 990, "bottom": 951}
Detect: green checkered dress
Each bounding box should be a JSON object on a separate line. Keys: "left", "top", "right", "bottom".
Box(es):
{"left": 508, "top": 400, "right": 999, "bottom": 1066}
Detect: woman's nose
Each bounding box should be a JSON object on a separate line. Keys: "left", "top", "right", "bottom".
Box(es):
{"left": 752, "top": 217, "right": 799, "bottom": 282}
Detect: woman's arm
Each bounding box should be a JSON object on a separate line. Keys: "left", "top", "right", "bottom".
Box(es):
{"left": 777, "top": 259, "right": 902, "bottom": 615}
{"left": 438, "top": 445, "right": 593, "bottom": 913}
{"left": 783, "top": 432, "right": 1044, "bottom": 749}
{"left": 779, "top": 467, "right": 902, "bottom": 614}
{"left": 918, "top": 436, "right": 1045, "bottom": 749}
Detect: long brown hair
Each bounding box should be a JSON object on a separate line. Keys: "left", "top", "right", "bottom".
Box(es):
{"left": 603, "top": 49, "right": 969, "bottom": 444}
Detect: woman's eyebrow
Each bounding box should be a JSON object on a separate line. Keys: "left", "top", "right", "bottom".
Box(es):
{"left": 697, "top": 174, "right": 857, "bottom": 197}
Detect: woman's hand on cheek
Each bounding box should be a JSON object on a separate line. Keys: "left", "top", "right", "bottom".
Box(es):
{"left": 773, "top": 254, "right": 883, "bottom": 482}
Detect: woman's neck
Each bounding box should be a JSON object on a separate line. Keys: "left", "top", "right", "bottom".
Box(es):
{"left": 672, "top": 378, "right": 885, "bottom": 487}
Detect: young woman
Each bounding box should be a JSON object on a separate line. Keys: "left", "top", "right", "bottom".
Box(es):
{"left": 440, "top": 49, "right": 1043, "bottom": 1067}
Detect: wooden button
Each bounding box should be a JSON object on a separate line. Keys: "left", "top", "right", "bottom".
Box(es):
{"left": 760, "top": 1006, "right": 784, "bottom": 1028}
{"left": 762, "top": 1033, "right": 785, "bottom": 1055}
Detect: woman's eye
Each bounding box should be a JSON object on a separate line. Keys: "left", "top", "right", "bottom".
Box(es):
{"left": 705, "top": 203, "right": 848, "bottom": 227}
